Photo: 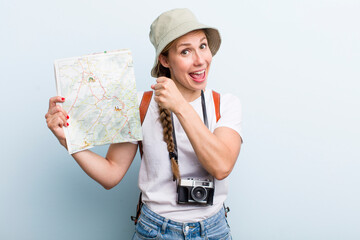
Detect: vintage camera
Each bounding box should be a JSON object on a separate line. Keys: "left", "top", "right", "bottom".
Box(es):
{"left": 177, "top": 178, "right": 214, "bottom": 205}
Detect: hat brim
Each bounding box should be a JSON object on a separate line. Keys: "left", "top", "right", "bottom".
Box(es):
{"left": 151, "top": 22, "right": 221, "bottom": 78}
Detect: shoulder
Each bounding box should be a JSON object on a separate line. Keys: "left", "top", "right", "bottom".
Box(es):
{"left": 212, "top": 91, "right": 243, "bottom": 139}
{"left": 220, "top": 93, "right": 241, "bottom": 109}
{"left": 208, "top": 90, "right": 242, "bottom": 109}
{"left": 217, "top": 91, "right": 241, "bottom": 103}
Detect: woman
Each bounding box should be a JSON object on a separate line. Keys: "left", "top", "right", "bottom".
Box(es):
{"left": 45, "top": 8, "right": 242, "bottom": 239}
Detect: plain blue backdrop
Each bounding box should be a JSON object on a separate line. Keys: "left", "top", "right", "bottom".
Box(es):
{"left": 1, "top": 0, "right": 359, "bottom": 239}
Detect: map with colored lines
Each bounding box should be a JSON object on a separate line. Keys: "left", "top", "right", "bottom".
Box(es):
{"left": 54, "top": 49, "right": 142, "bottom": 154}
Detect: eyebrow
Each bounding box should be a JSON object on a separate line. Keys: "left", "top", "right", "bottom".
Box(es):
{"left": 177, "top": 37, "right": 207, "bottom": 48}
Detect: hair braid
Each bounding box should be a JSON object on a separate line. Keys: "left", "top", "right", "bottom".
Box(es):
{"left": 159, "top": 106, "right": 180, "bottom": 181}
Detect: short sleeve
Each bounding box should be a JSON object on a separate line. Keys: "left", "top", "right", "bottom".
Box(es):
{"left": 215, "top": 93, "right": 243, "bottom": 142}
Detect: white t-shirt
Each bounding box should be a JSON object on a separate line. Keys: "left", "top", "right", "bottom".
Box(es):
{"left": 137, "top": 89, "right": 242, "bottom": 222}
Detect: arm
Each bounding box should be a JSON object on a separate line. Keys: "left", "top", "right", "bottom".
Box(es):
{"left": 174, "top": 102, "right": 241, "bottom": 180}
{"left": 71, "top": 143, "right": 138, "bottom": 189}
{"left": 152, "top": 78, "right": 242, "bottom": 180}
{"left": 45, "top": 96, "right": 138, "bottom": 189}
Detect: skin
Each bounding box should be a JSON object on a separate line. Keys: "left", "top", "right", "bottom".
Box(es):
{"left": 45, "top": 30, "right": 242, "bottom": 189}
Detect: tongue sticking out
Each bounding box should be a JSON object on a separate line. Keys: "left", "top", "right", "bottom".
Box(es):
{"left": 189, "top": 71, "right": 206, "bottom": 82}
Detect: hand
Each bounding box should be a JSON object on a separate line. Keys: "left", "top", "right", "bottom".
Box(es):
{"left": 45, "top": 96, "right": 68, "bottom": 148}
{"left": 151, "top": 77, "right": 186, "bottom": 113}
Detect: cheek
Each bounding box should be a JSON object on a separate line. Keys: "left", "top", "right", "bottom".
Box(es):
{"left": 206, "top": 52, "right": 213, "bottom": 63}
{"left": 171, "top": 61, "right": 191, "bottom": 75}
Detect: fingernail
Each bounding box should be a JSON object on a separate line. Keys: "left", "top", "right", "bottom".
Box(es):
{"left": 61, "top": 97, "right": 65, "bottom": 101}
{"left": 66, "top": 123, "right": 69, "bottom": 126}
{"left": 67, "top": 115, "right": 69, "bottom": 119}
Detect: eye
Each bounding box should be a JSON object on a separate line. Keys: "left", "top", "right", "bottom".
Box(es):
{"left": 181, "top": 49, "right": 190, "bottom": 55}
{"left": 200, "top": 43, "right": 207, "bottom": 49}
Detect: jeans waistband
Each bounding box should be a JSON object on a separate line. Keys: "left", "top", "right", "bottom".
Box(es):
{"left": 140, "top": 204, "right": 225, "bottom": 235}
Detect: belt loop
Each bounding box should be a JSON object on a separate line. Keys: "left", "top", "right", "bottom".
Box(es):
{"left": 200, "top": 221, "right": 205, "bottom": 237}
{"left": 161, "top": 218, "right": 169, "bottom": 234}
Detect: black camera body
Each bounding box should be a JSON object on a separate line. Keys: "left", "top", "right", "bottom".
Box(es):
{"left": 177, "top": 178, "right": 214, "bottom": 205}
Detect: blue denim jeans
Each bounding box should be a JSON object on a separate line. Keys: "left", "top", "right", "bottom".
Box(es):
{"left": 132, "top": 204, "right": 232, "bottom": 240}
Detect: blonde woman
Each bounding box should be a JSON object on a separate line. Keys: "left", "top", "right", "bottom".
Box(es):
{"left": 45, "top": 8, "right": 242, "bottom": 239}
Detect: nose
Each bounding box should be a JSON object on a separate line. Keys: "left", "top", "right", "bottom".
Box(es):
{"left": 193, "top": 50, "right": 206, "bottom": 66}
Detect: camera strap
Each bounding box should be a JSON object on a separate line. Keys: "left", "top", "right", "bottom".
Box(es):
{"left": 170, "top": 89, "right": 209, "bottom": 175}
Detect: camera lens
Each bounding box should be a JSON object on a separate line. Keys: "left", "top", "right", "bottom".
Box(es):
{"left": 191, "top": 186, "right": 207, "bottom": 202}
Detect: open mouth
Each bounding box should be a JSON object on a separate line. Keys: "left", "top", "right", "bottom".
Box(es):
{"left": 189, "top": 69, "right": 206, "bottom": 82}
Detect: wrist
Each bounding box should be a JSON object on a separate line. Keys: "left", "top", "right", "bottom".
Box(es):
{"left": 59, "top": 139, "right": 68, "bottom": 150}
{"left": 173, "top": 100, "right": 191, "bottom": 117}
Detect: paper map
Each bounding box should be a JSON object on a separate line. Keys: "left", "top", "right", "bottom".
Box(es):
{"left": 54, "top": 49, "right": 142, "bottom": 154}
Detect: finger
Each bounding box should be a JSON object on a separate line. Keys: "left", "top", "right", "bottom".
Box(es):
{"left": 153, "top": 96, "right": 161, "bottom": 106}
{"left": 49, "top": 104, "right": 68, "bottom": 117}
{"left": 48, "top": 112, "right": 68, "bottom": 127}
{"left": 153, "top": 84, "right": 161, "bottom": 90}
{"left": 154, "top": 82, "right": 168, "bottom": 91}
{"left": 156, "top": 77, "right": 168, "bottom": 83}
{"left": 48, "top": 116, "right": 65, "bottom": 131}
{"left": 49, "top": 96, "right": 65, "bottom": 108}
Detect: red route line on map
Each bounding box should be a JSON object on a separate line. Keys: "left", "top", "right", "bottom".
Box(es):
{"left": 69, "top": 59, "right": 105, "bottom": 112}
{"left": 68, "top": 57, "right": 134, "bottom": 145}
{"left": 113, "top": 96, "right": 125, "bottom": 110}
{"left": 111, "top": 118, "right": 128, "bottom": 142}
{"left": 86, "top": 58, "right": 106, "bottom": 102}
{"left": 85, "top": 109, "right": 103, "bottom": 135}
{"left": 88, "top": 76, "right": 102, "bottom": 101}
{"left": 68, "top": 59, "right": 89, "bottom": 113}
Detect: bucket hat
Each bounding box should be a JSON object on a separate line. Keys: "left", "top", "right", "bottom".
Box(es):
{"left": 149, "top": 8, "right": 221, "bottom": 77}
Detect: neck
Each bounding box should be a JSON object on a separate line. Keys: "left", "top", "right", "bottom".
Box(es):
{"left": 181, "top": 89, "right": 202, "bottom": 102}
{"left": 172, "top": 80, "right": 203, "bottom": 102}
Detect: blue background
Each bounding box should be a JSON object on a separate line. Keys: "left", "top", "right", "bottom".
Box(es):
{"left": 1, "top": 0, "right": 359, "bottom": 239}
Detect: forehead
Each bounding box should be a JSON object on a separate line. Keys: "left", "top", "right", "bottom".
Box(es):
{"left": 174, "top": 30, "right": 207, "bottom": 48}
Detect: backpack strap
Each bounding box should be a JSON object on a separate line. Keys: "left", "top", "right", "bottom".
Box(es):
{"left": 138, "top": 91, "right": 153, "bottom": 158}
{"left": 212, "top": 90, "right": 221, "bottom": 122}
{"left": 139, "top": 91, "right": 153, "bottom": 125}
{"left": 132, "top": 91, "right": 152, "bottom": 225}
{"left": 131, "top": 192, "right": 143, "bottom": 225}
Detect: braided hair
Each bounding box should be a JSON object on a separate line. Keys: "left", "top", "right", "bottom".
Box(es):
{"left": 159, "top": 107, "right": 180, "bottom": 181}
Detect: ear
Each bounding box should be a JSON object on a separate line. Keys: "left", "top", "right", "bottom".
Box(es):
{"left": 158, "top": 54, "right": 170, "bottom": 68}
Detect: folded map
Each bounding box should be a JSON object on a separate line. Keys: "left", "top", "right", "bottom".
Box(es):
{"left": 54, "top": 49, "right": 142, "bottom": 154}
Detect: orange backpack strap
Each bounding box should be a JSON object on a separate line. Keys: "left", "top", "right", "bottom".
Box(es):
{"left": 138, "top": 91, "right": 153, "bottom": 158}
{"left": 139, "top": 91, "right": 153, "bottom": 125}
{"left": 132, "top": 91, "right": 152, "bottom": 225}
{"left": 212, "top": 90, "right": 221, "bottom": 122}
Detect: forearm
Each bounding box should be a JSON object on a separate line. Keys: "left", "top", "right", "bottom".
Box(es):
{"left": 174, "top": 103, "right": 240, "bottom": 180}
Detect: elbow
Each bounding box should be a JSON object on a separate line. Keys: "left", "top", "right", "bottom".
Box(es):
{"left": 103, "top": 184, "right": 114, "bottom": 190}
{"left": 101, "top": 178, "right": 121, "bottom": 190}
{"left": 212, "top": 154, "right": 238, "bottom": 180}
{"left": 213, "top": 167, "right": 232, "bottom": 180}
{"left": 101, "top": 167, "right": 124, "bottom": 190}
{"left": 214, "top": 172, "right": 229, "bottom": 181}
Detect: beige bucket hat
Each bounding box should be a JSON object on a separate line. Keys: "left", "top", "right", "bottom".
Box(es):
{"left": 149, "top": 8, "right": 221, "bottom": 77}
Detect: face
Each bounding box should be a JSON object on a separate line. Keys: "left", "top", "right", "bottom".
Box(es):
{"left": 159, "top": 30, "right": 212, "bottom": 99}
